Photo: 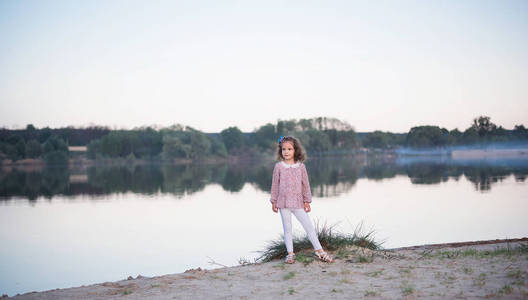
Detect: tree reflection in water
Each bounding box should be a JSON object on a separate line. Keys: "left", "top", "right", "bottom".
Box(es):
{"left": 1, "top": 157, "right": 527, "bottom": 200}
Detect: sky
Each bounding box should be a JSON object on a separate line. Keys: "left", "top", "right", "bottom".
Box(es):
{"left": 1, "top": 0, "right": 527, "bottom": 133}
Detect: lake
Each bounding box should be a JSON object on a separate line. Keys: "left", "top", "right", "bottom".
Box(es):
{"left": 1, "top": 155, "right": 527, "bottom": 296}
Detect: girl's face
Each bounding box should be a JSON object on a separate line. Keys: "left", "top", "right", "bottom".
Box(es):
{"left": 281, "top": 141, "right": 295, "bottom": 161}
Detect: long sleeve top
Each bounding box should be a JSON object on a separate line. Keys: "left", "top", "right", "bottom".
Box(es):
{"left": 270, "top": 161, "right": 312, "bottom": 209}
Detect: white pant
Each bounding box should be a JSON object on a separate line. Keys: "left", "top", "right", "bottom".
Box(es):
{"left": 279, "top": 208, "right": 323, "bottom": 253}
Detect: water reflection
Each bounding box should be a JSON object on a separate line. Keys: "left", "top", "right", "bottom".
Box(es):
{"left": 396, "top": 157, "right": 528, "bottom": 191}
{"left": 1, "top": 156, "right": 527, "bottom": 201}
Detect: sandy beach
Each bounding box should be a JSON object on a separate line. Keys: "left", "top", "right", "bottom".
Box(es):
{"left": 6, "top": 238, "right": 528, "bottom": 299}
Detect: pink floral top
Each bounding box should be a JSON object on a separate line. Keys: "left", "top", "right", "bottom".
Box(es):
{"left": 270, "top": 161, "right": 312, "bottom": 209}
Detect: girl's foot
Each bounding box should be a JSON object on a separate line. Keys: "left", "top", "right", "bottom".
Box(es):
{"left": 315, "top": 250, "right": 334, "bottom": 263}
{"left": 285, "top": 253, "right": 296, "bottom": 264}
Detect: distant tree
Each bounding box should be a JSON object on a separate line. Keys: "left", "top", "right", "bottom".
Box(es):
{"left": 313, "top": 117, "right": 352, "bottom": 131}
{"left": 276, "top": 120, "right": 296, "bottom": 135}
{"left": 133, "top": 127, "right": 163, "bottom": 158}
{"left": 162, "top": 135, "right": 190, "bottom": 159}
{"left": 305, "top": 130, "right": 331, "bottom": 153}
{"left": 190, "top": 131, "right": 211, "bottom": 158}
{"left": 513, "top": 125, "right": 528, "bottom": 140}
{"left": 365, "top": 131, "right": 404, "bottom": 149}
{"left": 24, "top": 124, "right": 39, "bottom": 141}
{"left": 363, "top": 131, "right": 391, "bottom": 149}
{"left": 40, "top": 135, "right": 69, "bottom": 164}
{"left": 406, "top": 126, "right": 449, "bottom": 148}
{"left": 336, "top": 129, "right": 359, "bottom": 149}
{"left": 7, "top": 134, "right": 22, "bottom": 145}
{"left": 448, "top": 129, "right": 462, "bottom": 145}
{"left": 42, "top": 135, "right": 68, "bottom": 153}
{"left": 26, "top": 124, "right": 37, "bottom": 131}
{"left": 0, "top": 142, "right": 18, "bottom": 160}
{"left": 210, "top": 136, "right": 228, "bottom": 157}
{"left": 25, "top": 139, "right": 42, "bottom": 158}
{"left": 254, "top": 123, "right": 276, "bottom": 149}
{"left": 490, "top": 126, "right": 509, "bottom": 142}
{"left": 298, "top": 119, "right": 314, "bottom": 131}
{"left": 87, "top": 139, "right": 102, "bottom": 159}
{"left": 220, "top": 127, "right": 244, "bottom": 153}
{"left": 49, "top": 126, "right": 111, "bottom": 146}
{"left": 43, "top": 139, "right": 55, "bottom": 153}
{"left": 98, "top": 131, "right": 135, "bottom": 157}
{"left": 472, "top": 116, "right": 497, "bottom": 137}
{"left": 15, "top": 140, "right": 26, "bottom": 158}
{"left": 324, "top": 129, "right": 339, "bottom": 147}
{"left": 461, "top": 126, "right": 479, "bottom": 144}
{"left": 391, "top": 133, "right": 407, "bottom": 147}
{"left": 38, "top": 127, "right": 53, "bottom": 144}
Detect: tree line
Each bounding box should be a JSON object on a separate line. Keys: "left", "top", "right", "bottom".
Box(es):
{"left": 1, "top": 116, "right": 527, "bottom": 163}
{"left": 0, "top": 125, "right": 109, "bottom": 163}
{"left": 404, "top": 116, "right": 528, "bottom": 149}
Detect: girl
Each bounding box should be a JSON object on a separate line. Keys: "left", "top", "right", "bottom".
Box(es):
{"left": 270, "top": 136, "right": 334, "bottom": 264}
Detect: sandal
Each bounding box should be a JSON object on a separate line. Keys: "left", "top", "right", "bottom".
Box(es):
{"left": 315, "top": 250, "right": 334, "bottom": 263}
{"left": 285, "top": 253, "right": 296, "bottom": 264}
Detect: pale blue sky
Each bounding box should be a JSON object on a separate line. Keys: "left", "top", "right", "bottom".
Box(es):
{"left": 1, "top": 0, "right": 527, "bottom": 132}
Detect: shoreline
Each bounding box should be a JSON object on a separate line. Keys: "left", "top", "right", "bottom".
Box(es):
{"left": 7, "top": 237, "right": 528, "bottom": 299}
{"left": 0, "top": 155, "right": 271, "bottom": 171}
{"left": 2, "top": 147, "right": 527, "bottom": 170}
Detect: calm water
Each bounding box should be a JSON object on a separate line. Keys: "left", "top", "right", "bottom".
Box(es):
{"left": 1, "top": 156, "right": 527, "bottom": 296}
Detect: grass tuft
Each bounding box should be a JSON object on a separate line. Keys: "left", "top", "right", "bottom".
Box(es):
{"left": 255, "top": 220, "right": 381, "bottom": 262}
{"left": 122, "top": 289, "right": 133, "bottom": 295}
{"left": 295, "top": 252, "right": 314, "bottom": 266}
{"left": 497, "top": 284, "right": 513, "bottom": 295}
{"left": 283, "top": 271, "right": 295, "bottom": 280}
{"left": 400, "top": 281, "right": 414, "bottom": 295}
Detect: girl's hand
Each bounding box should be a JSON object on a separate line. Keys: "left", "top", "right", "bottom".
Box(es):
{"left": 272, "top": 202, "right": 278, "bottom": 213}
{"left": 304, "top": 202, "right": 311, "bottom": 213}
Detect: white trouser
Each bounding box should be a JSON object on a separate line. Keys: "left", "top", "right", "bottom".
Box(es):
{"left": 279, "top": 208, "right": 323, "bottom": 253}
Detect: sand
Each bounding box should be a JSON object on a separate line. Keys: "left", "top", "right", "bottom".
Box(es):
{"left": 7, "top": 239, "right": 528, "bottom": 299}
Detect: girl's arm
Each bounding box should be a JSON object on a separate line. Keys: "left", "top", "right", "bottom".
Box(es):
{"left": 270, "top": 163, "right": 280, "bottom": 204}
{"left": 301, "top": 164, "right": 312, "bottom": 203}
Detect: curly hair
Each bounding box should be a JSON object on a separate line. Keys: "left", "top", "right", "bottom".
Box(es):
{"left": 276, "top": 136, "right": 307, "bottom": 162}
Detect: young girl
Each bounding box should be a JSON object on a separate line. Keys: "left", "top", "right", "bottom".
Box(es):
{"left": 270, "top": 136, "right": 334, "bottom": 264}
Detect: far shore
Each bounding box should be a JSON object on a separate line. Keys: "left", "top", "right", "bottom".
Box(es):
{"left": 7, "top": 238, "right": 528, "bottom": 299}
{"left": 452, "top": 148, "right": 528, "bottom": 159}
{"left": 2, "top": 147, "right": 528, "bottom": 170}
{"left": 0, "top": 154, "right": 270, "bottom": 170}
